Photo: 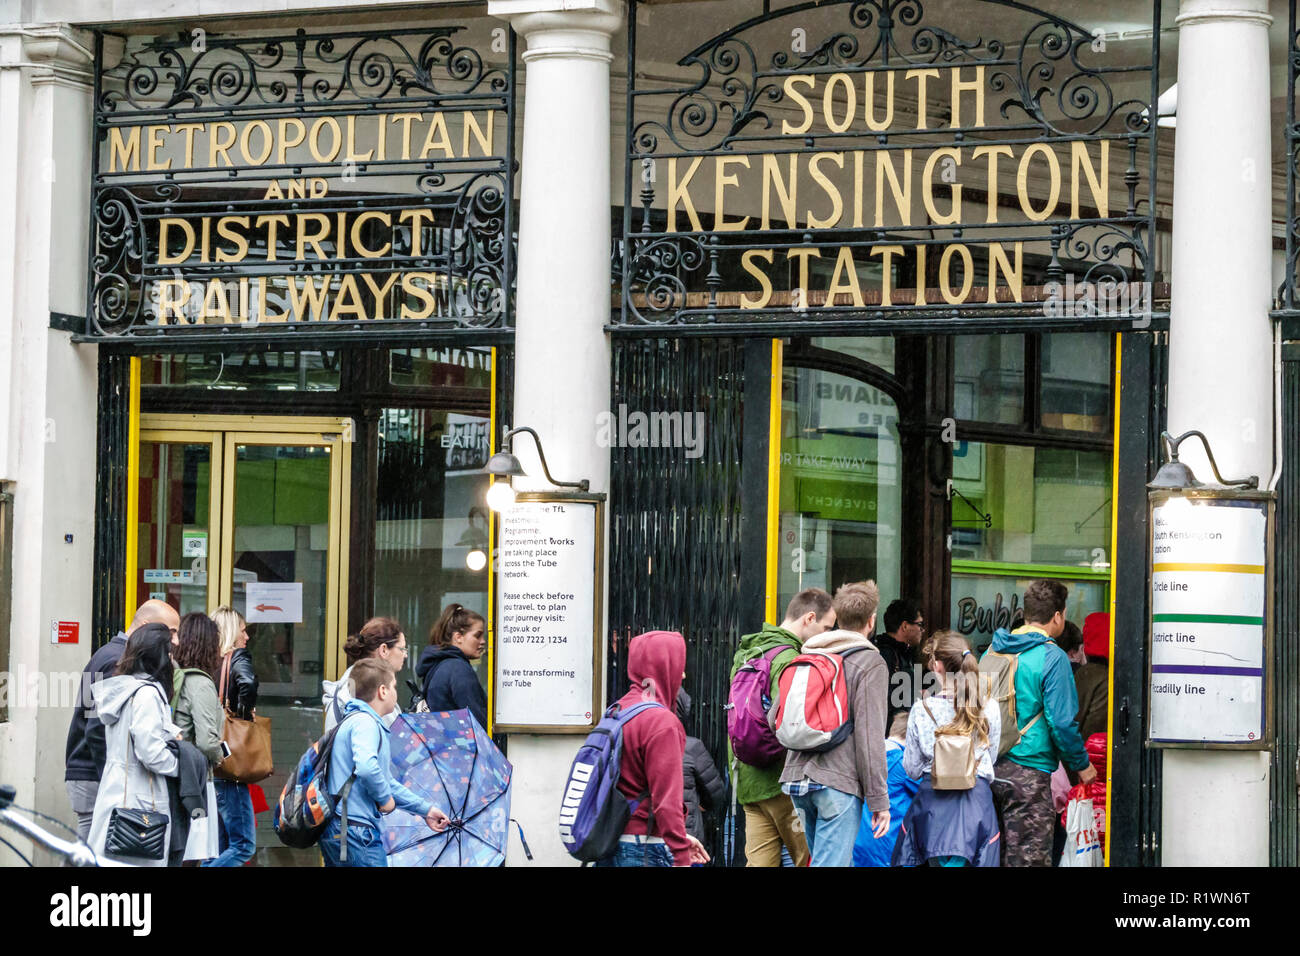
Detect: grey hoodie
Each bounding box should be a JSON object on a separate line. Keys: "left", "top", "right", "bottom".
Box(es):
{"left": 779, "top": 629, "right": 890, "bottom": 812}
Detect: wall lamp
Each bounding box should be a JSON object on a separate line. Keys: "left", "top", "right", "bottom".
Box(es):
{"left": 485, "top": 426, "right": 590, "bottom": 512}
{"left": 1148, "top": 430, "right": 1258, "bottom": 491}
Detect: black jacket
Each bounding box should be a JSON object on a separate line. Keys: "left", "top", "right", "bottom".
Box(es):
{"left": 874, "top": 632, "right": 917, "bottom": 721}
{"left": 684, "top": 736, "right": 726, "bottom": 842}
{"left": 416, "top": 645, "right": 488, "bottom": 729}
{"left": 64, "top": 632, "right": 128, "bottom": 782}
{"left": 676, "top": 690, "right": 727, "bottom": 843}
{"left": 221, "top": 648, "right": 259, "bottom": 721}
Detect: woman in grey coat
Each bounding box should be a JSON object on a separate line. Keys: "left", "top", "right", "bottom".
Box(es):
{"left": 87, "top": 623, "right": 180, "bottom": 867}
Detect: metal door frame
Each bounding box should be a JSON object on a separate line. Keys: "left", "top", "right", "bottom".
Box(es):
{"left": 134, "top": 414, "right": 353, "bottom": 682}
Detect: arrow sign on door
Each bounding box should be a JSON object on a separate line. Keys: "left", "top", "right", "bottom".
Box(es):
{"left": 246, "top": 583, "right": 302, "bottom": 624}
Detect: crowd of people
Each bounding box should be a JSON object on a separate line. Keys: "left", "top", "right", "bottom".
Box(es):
{"left": 62, "top": 597, "right": 490, "bottom": 867}
{"left": 594, "top": 577, "right": 1110, "bottom": 867}
{"left": 62, "top": 575, "right": 1108, "bottom": 869}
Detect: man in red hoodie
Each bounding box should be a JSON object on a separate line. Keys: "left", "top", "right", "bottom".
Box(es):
{"left": 599, "top": 630, "right": 708, "bottom": 867}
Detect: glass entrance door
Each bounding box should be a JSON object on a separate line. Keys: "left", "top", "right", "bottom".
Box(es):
{"left": 133, "top": 434, "right": 223, "bottom": 616}
{"left": 135, "top": 415, "right": 352, "bottom": 866}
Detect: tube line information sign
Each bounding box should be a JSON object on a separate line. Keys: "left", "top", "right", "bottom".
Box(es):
{"left": 1147, "top": 497, "right": 1268, "bottom": 746}
{"left": 494, "top": 496, "right": 602, "bottom": 732}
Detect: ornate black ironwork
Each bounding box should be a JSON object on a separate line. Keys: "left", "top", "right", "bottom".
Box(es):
{"left": 618, "top": 0, "right": 1163, "bottom": 335}
{"left": 1280, "top": 1, "right": 1300, "bottom": 328}
{"left": 88, "top": 25, "right": 516, "bottom": 342}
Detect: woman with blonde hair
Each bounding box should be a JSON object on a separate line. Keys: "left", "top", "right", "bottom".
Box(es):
{"left": 893, "top": 630, "right": 1002, "bottom": 867}
{"left": 205, "top": 605, "right": 258, "bottom": 866}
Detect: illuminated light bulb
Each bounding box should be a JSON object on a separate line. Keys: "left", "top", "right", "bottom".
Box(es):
{"left": 466, "top": 549, "right": 487, "bottom": 571}
{"left": 486, "top": 481, "right": 516, "bottom": 512}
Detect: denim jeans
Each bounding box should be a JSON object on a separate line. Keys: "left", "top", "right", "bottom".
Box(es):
{"left": 789, "top": 787, "right": 863, "bottom": 867}
{"left": 594, "top": 837, "right": 673, "bottom": 867}
{"left": 203, "top": 780, "right": 256, "bottom": 867}
{"left": 319, "top": 818, "right": 388, "bottom": 867}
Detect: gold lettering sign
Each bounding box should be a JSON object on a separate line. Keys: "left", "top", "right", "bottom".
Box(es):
{"left": 624, "top": 1, "right": 1158, "bottom": 328}
{"left": 89, "top": 26, "right": 514, "bottom": 336}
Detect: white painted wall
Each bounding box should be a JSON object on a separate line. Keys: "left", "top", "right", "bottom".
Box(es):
{"left": 0, "top": 24, "right": 96, "bottom": 865}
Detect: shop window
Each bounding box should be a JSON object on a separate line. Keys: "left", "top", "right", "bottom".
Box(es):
{"left": 0, "top": 488, "right": 11, "bottom": 723}
{"left": 374, "top": 408, "right": 492, "bottom": 699}
{"left": 776, "top": 365, "right": 902, "bottom": 614}
{"left": 954, "top": 334, "right": 1025, "bottom": 425}
{"left": 950, "top": 442, "right": 1111, "bottom": 653}
{"left": 810, "top": 336, "right": 895, "bottom": 374}
{"left": 1041, "top": 332, "right": 1112, "bottom": 433}
{"left": 953, "top": 332, "right": 1112, "bottom": 435}
{"left": 142, "top": 351, "right": 340, "bottom": 391}
{"left": 389, "top": 347, "right": 492, "bottom": 389}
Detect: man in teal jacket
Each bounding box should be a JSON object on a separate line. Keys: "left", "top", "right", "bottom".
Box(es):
{"left": 982, "top": 579, "right": 1097, "bottom": 867}
{"left": 730, "top": 588, "right": 835, "bottom": 866}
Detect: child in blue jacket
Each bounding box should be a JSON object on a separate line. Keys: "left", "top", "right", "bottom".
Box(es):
{"left": 853, "top": 710, "right": 919, "bottom": 866}
{"left": 323, "top": 660, "right": 449, "bottom": 866}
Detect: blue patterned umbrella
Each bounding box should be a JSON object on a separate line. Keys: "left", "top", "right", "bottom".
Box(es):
{"left": 382, "top": 710, "right": 513, "bottom": 867}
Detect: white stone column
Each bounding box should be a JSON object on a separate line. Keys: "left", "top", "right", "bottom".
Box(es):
{"left": 487, "top": 0, "right": 622, "bottom": 866}
{"left": 1164, "top": 0, "right": 1274, "bottom": 866}
{"left": 0, "top": 23, "right": 97, "bottom": 864}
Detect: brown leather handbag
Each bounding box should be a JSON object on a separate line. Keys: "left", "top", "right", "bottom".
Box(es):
{"left": 215, "top": 653, "right": 273, "bottom": 784}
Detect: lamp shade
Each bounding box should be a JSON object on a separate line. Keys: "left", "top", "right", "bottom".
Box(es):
{"left": 1148, "top": 459, "right": 1201, "bottom": 490}
{"left": 485, "top": 450, "right": 527, "bottom": 478}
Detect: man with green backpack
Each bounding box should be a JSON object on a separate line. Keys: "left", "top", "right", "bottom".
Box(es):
{"left": 728, "top": 588, "right": 835, "bottom": 867}
{"left": 980, "top": 579, "right": 1096, "bottom": 867}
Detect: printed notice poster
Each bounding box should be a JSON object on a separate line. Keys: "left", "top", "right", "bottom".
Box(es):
{"left": 495, "top": 499, "right": 599, "bottom": 730}
{"left": 1148, "top": 497, "right": 1267, "bottom": 745}
{"left": 246, "top": 582, "right": 304, "bottom": 624}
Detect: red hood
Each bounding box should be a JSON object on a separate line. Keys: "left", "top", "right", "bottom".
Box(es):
{"left": 626, "top": 630, "right": 686, "bottom": 707}
{"left": 1082, "top": 612, "right": 1110, "bottom": 659}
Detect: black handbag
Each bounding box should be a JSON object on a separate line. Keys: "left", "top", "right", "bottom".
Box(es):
{"left": 105, "top": 806, "right": 168, "bottom": 860}
{"left": 103, "top": 684, "right": 170, "bottom": 861}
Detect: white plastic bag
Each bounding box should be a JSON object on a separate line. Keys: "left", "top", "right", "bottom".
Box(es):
{"left": 1059, "top": 785, "right": 1102, "bottom": 867}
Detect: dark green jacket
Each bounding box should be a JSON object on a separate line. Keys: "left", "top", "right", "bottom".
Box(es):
{"left": 173, "top": 669, "right": 226, "bottom": 767}
{"left": 729, "top": 623, "right": 803, "bottom": 804}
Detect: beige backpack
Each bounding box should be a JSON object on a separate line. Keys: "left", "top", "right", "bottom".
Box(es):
{"left": 978, "top": 649, "right": 1044, "bottom": 758}
{"left": 921, "top": 697, "right": 977, "bottom": 791}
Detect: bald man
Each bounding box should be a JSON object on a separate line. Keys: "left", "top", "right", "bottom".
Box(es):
{"left": 64, "top": 599, "right": 181, "bottom": 840}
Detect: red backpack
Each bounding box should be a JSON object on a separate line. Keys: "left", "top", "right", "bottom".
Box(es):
{"left": 771, "top": 647, "right": 869, "bottom": 753}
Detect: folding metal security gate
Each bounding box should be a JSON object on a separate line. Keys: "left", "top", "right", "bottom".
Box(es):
{"left": 606, "top": 337, "right": 760, "bottom": 865}
{"left": 1272, "top": 354, "right": 1300, "bottom": 866}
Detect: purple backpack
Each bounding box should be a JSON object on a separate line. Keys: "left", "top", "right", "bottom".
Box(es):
{"left": 558, "top": 700, "right": 664, "bottom": 862}
{"left": 726, "top": 645, "right": 791, "bottom": 767}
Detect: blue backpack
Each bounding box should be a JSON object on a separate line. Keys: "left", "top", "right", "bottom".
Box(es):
{"left": 274, "top": 714, "right": 358, "bottom": 853}
{"left": 558, "top": 700, "right": 663, "bottom": 862}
